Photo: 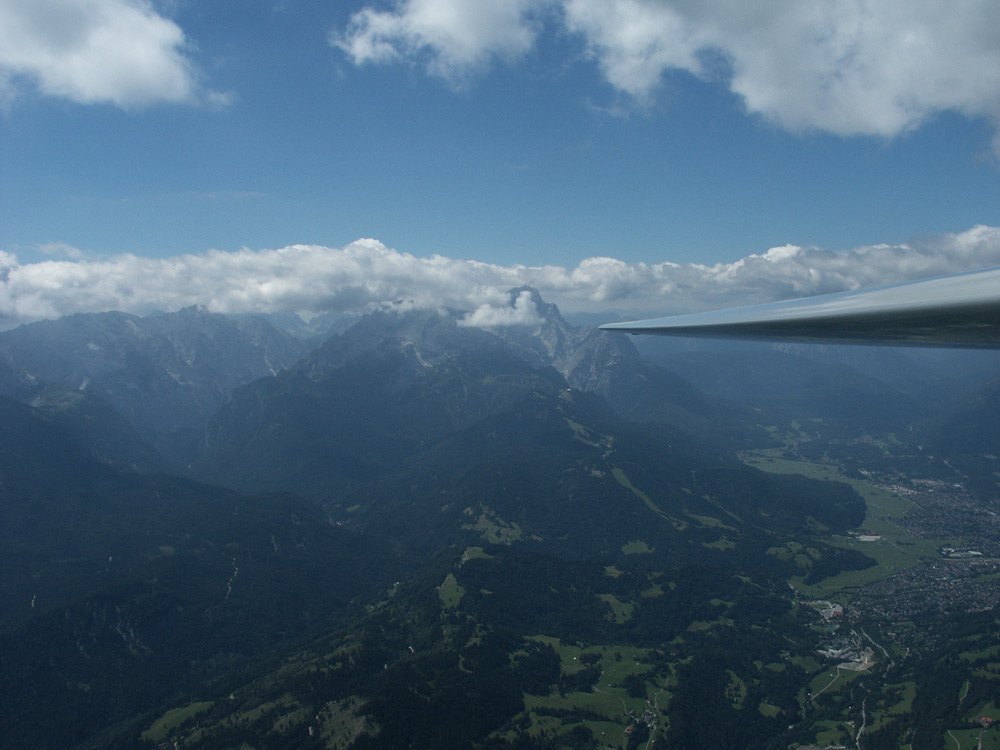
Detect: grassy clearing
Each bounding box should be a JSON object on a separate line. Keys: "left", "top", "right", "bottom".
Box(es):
{"left": 566, "top": 418, "right": 606, "bottom": 447}
{"left": 621, "top": 540, "right": 653, "bottom": 555}
{"left": 946, "top": 728, "right": 1000, "bottom": 749}
{"left": 640, "top": 581, "right": 664, "bottom": 598}
{"left": 960, "top": 679, "right": 972, "bottom": 705}
{"left": 741, "top": 452, "right": 844, "bottom": 481}
{"left": 462, "top": 546, "right": 493, "bottom": 562}
{"left": 808, "top": 665, "right": 863, "bottom": 699}
{"left": 703, "top": 536, "right": 736, "bottom": 550}
{"left": 759, "top": 701, "right": 781, "bottom": 717}
{"left": 318, "top": 698, "right": 373, "bottom": 746}
{"left": 527, "top": 638, "right": 656, "bottom": 702}
{"left": 685, "top": 512, "right": 734, "bottom": 529}
{"left": 966, "top": 700, "right": 1000, "bottom": 723}
{"left": 598, "top": 594, "right": 635, "bottom": 623}
{"left": 687, "top": 617, "right": 730, "bottom": 632}
{"left": 887, "top": 681, "right": 917, "bottom": 715}
{"left": 960, "top": 645, "right": 1000, "bottom": 663}
{"left": 868, "top": 681, "right": 917, "bottom": 730}
{"left": 612, "top": 467, "right": 671, "bottom": 521}
{"left": 792, "top": 655, "right": 822, "bottom": 672}
{"left": 586, "top": 720, "right": 629, "bottom": 747}
{"left": 438, "top": 572, "right": 465, "bottom": 608}
{"left": 142, "top": 701, "right": 214, "bottom": 742}
{"left": 812, "top": 719, "right": 851, "bottom": 747}
{"left": 726, "top": 670, "right": 748, "bottom": 708}
{"left": 463, "top": 508, "right": 523, "bottom": 544}
{"left": 743, "top": 451, "right": 948, "bottom": 597}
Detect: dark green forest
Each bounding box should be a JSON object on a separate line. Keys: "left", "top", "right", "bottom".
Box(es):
{"left": 3, "top": 302, "right": 1000, "bottom": 750}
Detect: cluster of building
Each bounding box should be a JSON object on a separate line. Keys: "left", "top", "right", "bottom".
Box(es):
{"left": 816, "top": 632, "right": 874, "bottom": 671}
{"left": 885, "top": 478, "right": 1000, "bottom": 557}
{"left": 833, "top": 470, "right": 1000, "bottom": 634}
{"left": 623, "top": 707, "right": 658, "bottom": 734}
{"left": 845, "top": 558, "right": 1000, "bottom": 625}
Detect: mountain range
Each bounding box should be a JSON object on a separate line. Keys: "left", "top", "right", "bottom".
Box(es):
{"left": 1, "top": 288, "right": 998, "bottom": 749}
{"left": 0, "top": 306, "right": 311, "bottom": 464}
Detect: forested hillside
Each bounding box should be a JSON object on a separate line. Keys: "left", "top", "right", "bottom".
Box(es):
{"left": 2, "top": 291, "right": 999, "bottom": 749}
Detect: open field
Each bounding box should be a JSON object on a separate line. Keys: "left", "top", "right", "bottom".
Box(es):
{"left": 743, "top": 450, "right": 948, "bottom": 598}
{"left": 142, "top": 702, "right": 214, "bottom": 743}
{"left": 808, "top": 664, "right": 864, "bottom": 700}
{"left": 945, "top": 727, "right": 1000, "bottom": 749}
{"left": 438, "top": 572, "right": 464, "bottom": 608}
{"left": 522, "top": 637, "right": 666, "bottom": 746}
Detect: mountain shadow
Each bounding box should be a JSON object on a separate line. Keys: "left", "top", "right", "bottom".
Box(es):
{"left": 195, "top": 291, "right": 767, "bottom": 499}
{"left": 0, "top": 396, "right": 398, "bottom": 750}
{"left": 0, "top": 307, "right": 311, "bottom": 463}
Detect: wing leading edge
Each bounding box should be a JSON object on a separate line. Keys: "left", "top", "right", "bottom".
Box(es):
{"left": 599, "top": 266, "right": 1000, "bottom": 348}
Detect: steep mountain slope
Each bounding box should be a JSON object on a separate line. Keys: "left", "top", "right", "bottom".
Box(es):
{"left": 928, "top": 374, "right": 1000, "bottom": 455}
{"left": 196, "top": 291, "right": 765, "bottom": 497}
{"left": 638, "top": 342, "right": 921, "bottom": 431}
{"left": 0, "top": 360, "right": 168, "bottom": 471}
{"left": 635, "top": 336, "right": 1000, "bottom": 433}
{"left": 0, "top": 397, "right": 398, "bottom": 750}
{"left": 0, "top": 290, "right": 896, "bottom": 750}
{"left": 125, "top": 385, "right": 870, "bottom": 750}
{"left": 339, "top": 387, "right": 864, "bottom": 561}
{"left": 490, "top": 287, "right": 761, "bottom": 442}
{"left": 0, "top": 307, "right": 311, "bottom": 462}
{"left": 917, "top": 374, "right": 1000, "bottom": 495}
{"left": 197, "top": 309, "right": 568, "bottom": 497}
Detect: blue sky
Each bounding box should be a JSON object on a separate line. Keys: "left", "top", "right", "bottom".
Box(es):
{"left": 2, "top": 0, "right": 1000, "bottom": 324}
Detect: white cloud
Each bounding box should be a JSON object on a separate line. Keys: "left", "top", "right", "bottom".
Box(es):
{"left": 560, "top": 0, "right": 707, "bottom": 99}
{"left": 0, "top": 0, "right": 225, "bottom": 108}
{"left": 36, "top": 241, "right": 86, "bottom": 260}
{"left": 334, "top": 0, "right": 1000, "bottom": 151}
{"left": 2, "top": 226, "right": 1000, "bottom": 329}
{"left": 460, "top": 289, "right": 541, "bottom": 327}
{"left": 332, "top": 0, "right": 545, "bottom": 83}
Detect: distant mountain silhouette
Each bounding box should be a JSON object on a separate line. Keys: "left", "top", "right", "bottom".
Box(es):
{"left": 635, "top": 336, "right": 1000, "bottom": 432}
{"left": 929, "top": 374, "right": 1000, "bottom": 455}
{"left": 0, "top": 307, "right": 311, "bottom": 463}
{"left": 194, "top": 290, "right": 765, "bottom": 498}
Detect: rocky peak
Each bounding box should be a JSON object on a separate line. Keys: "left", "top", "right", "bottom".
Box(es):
{"left": 0, "top": 309, "right": 311, "bottom": 462}
{"left": 491, "top": 286, "right": 642, "bottom": 392}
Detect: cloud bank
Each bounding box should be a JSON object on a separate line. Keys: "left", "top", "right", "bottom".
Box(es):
{"left": 335, "top": 0, "right": 1000, "bottom": 151}
{"left": 0, "top": 0, "right": 226, "bottom": 108}
{"left": 2, "top": 226, "right": 1000, "bottom": 328}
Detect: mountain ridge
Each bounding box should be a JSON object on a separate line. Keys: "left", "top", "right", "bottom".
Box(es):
{"left": 0, "top": 307, "right": 312, "bottom": 463}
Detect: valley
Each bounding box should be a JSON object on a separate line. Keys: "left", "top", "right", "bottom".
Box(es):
{"left": 1, "top": 291, "right": 999, "bottom": 749}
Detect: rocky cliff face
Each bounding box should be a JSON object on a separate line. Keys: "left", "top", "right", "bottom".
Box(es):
{"left": 193, "top": 288, "right": 763, "bottom": 498}
{"left": 486, "top": 287, "right": 749, "bottom": 440}
{"left": 0, "top": 306, "right": 311, "bottom": 462}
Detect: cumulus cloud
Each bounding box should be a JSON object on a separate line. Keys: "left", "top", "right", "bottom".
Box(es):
{"left": 2, "top": 226, "right": 1000, "bottom": 329}
{"left": 460, "top": 289, "right": 542, "bottom": 327}
{"left": 334, "top": 0, "right": 1000, "bottom": 151}
{"left": 331, "top": 0, "right": 545, "bottom": 83}
{"left": 0, "top": 0, "right": 226, "bottom": 108}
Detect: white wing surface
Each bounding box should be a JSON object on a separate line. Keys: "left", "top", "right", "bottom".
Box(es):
{"left": 600, "top": 267, "right": 1000, "bottom": 348}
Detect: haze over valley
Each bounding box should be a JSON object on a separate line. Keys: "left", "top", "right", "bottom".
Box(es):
{"left": 1, "top": 290, "right": 1000, "bottom": 749}
{"left": 4, "top": 0, "right": 1000, "bottom": 747}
